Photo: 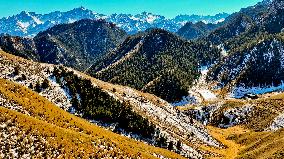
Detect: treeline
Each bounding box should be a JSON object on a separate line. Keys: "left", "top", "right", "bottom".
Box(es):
{"left": 52, "top": 66, "right": 155, "bottom": 139}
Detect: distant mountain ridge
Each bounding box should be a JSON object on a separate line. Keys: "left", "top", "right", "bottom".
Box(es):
{"left": 177, "top": 21, "right": 219, "bottom": 40}
{"left": 0, "top": 7, "right": 229, "bottom": 36}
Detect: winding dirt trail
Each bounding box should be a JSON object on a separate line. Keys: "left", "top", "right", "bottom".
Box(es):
{"left": 202, "top": 126, "right": 249, "bottom": 159}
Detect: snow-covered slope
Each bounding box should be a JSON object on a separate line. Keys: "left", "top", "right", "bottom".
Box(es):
{"left": 208, "top": 35, "right": 284, "bottom": 98}
{"left": 172, "top": 66, "right": 218, "bottom": 106}
{"left": 0, "top": 7, "right": 229, "bottom": 36}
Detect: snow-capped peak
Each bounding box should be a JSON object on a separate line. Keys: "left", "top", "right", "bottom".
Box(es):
{"left": 0, "top": 8, "right": 229, "bottom": 37}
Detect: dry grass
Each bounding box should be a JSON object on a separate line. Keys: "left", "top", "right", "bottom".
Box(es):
{"left": 241, "top": 94, "right": 284, "bottom": 131}
{"left": 202, "top": 92, "right": 284, "bottom": 159}
{"left": 206, "top": 95, "right": 284, "bottom": 131}
{"left": 0, "top": 107, "right": 125, "bottom": 158}
{"left": 234, "top": 129, "right": 284, "bottom": 159}
{"left": 0, "top": 78, "right": 185, "bottom": 158}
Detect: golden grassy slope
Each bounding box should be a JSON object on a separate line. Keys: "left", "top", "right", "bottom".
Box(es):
{"left": 0, "top": 78, "right": 185, "bottom": 158}
{"left": 0, "top": 107, "right": 124, "bottom": 158}
{"left": 202, "top": 96, "right": 284, "bottom": 131}
{"left": 233, "top": 93, "right": 284, "bottom": 159}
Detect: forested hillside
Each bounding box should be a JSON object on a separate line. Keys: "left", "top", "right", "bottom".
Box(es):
{"left": 89, "top": 29, "right": 221, "bottom": 102}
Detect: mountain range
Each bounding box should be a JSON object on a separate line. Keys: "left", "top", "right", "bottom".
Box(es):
{"left": 0, "top": 7, "right": 229, "bottom": 36}
{"left": 2, "top": 0, "right": 284, "bottom": 158}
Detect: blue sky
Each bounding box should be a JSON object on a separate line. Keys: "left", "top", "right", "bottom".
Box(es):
{"left": 0, "top": 0, "right": 262, "bottom": 18}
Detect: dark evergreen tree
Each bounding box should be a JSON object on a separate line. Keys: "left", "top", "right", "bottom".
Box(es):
{"left": 35, "top": 81, "right": 41, "bottom": 92}
{"left": 13, "top": 66, "right": 20, "bottom": 76}
{"left": 176, "top": 140, "right": 182, "bottom": 152}
{"left": 168, "top": 141, "right": 174, "bottom": 151}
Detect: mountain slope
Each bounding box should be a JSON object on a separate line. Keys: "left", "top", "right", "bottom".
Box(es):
{"left": 206, "top": 13, "right": 256, "bottom": 45}
{"left": 261, "top": 0, "right": 284, "bottom": 33}
{"left": 0, "top": 19, "right": 127, "bottom": 71}
{"left": 181, "top": 92, "right": 284, "bottom": 159}
{"left": 202, "top": 0, "right": 270, "bottom": 46}
{"left": 207, "top": 33, "right": 284, "bottom": 98}
{"left": 88, "top": 29, "right": 221, "bottom": 102}
{"left": 0, "top": 35, "right": 39, "bottom": 61}
{"left": 169, "top": 1, "right": 278, "bottom": 94}
{"left": 34, "top": 19, "right": 127, "bottom": 71}
{"left": 198, "top": 0, "right": 284, "bottom": 98}
{"left": 0, "top": 78, "right": 185, "bottom": 158}
{"left": 0, "top": 8, "right": 229, "bottom": 36}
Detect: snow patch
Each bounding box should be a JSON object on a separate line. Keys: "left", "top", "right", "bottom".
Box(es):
{"left": 31, "top": 15, "right": 43, "bottom": 24}
{"left": 146, "top": 15, "right": 157, "bottom": 23}
{"left": 197, "top": 89, "right": 217, "bottom": 100}
{"left": 230, "top": 81, "right": 284, "bottom": 98}
{"left": 171, "top": 96, "right": 197, "bottom": 106}
{"left": 268, "top": 113, "right": 284, "bottom": 131}
{"left": 184, "top": 66, "right": 218, "bottom": 105}
{"left": 68, "top": 18, "right": 76, "bottom": 23}
{"left": 217, "top": 44, "right": 228, "bottom": 57}
{"left": 17, "top": 21, "right": 30, "bottom": 33}
{"left": 214, "top": 18, "right": 225, "bottom": 24}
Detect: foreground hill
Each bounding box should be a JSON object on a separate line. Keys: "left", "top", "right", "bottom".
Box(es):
{"left": 88, "top": 29, "right": 221, "bottom": 102}
{"left": 2, "top": 44, "right": 284, "bottom": 158}
{"left": 0, "top": 78, "right": 184, "bottom": 158}
{"left": 0, "top": 50, "right": 221, "bottom": 158}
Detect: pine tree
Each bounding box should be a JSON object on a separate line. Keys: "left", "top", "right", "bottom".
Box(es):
{"left": 176, "top": 140, "right": 182, "bottom": 152}
{"left": 168, "top": 141, "right": 174, "bottom": 150}
{"left": 14, "top": 66, "right": 20, "bottom": 76}
{"left": 35, "top": 81, "right": 41, "bottom": 92}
